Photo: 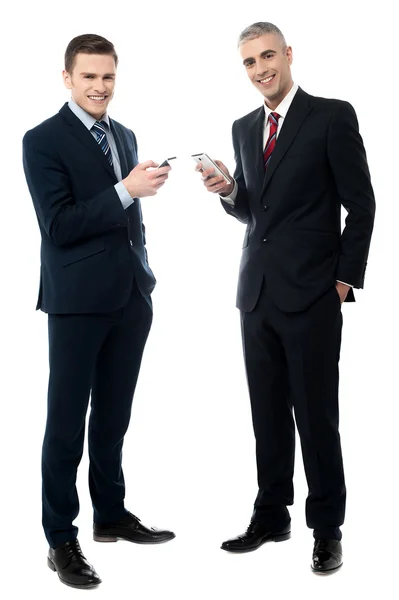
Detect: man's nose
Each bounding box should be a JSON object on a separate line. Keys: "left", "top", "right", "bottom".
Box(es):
{"left": 255, "top": 62, "right": 267, "bottom": 77}
{"left": 93, "top": 80, "right": 106, "bottom": 93}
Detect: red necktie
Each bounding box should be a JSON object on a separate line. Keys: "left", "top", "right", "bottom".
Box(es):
{"left": 263, "top": 112, "right": 280, "bottom": 170}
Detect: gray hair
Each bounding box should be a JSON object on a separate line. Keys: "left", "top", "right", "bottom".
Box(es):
{"left": 238, "top": 22, "right": 287, "bottom": 50}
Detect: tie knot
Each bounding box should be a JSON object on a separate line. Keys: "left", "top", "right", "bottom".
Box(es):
{"left": 268, "top": 112, "right": 280, "bottom": 125}
{"left": 92, "top": 120, "right": 107, "bottom": 133}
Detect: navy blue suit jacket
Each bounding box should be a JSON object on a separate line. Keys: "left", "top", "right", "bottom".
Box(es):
{"left": 23, "top": 103, "right": 156, "bottom": 314}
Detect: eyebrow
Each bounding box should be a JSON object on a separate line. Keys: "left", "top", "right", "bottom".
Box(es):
{"left": 80, "top": 72, "right": 115, "bottom": 77}
{"left": 243, "top": 50, "right": 276, "bottom": 65}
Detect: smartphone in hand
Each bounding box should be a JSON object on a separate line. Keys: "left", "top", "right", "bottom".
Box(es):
{"left": 191, "top": 153, "right": 231, "bottom": 184}
{"left": 157, "top": 157, "right": 177, "bottom": 168}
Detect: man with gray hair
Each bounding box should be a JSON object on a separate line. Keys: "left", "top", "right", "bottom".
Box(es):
{"left": 196, "top": 21, "right": 375, "bottom": 573}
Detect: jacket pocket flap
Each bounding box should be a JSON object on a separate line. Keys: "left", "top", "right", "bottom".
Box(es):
{"left": 62, "top": 241, "right": 105, "bottom": 267}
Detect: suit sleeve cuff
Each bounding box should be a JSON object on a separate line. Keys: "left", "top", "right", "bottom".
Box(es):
{"left": 219, "top": 180, "right": 238, "bottom": 205}
{"left": 336, "top": 280, "right": 353, "bottom": 287}
{"left": 115, "top": 181, "right": 134, "bottom": 210}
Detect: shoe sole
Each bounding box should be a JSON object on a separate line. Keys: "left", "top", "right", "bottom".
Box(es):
{"left": 311, "top": 562, "right": 343, "bottom": 575}
{"left": 93, "top": 532, "right": 176, "bottom": 544}
{"left": 47, "top": 557, "right": 102, "bottom": 588}
{"left": 221, "top": 530, "right": 291, "bottom": 553}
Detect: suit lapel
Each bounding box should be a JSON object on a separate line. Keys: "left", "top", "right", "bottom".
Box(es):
{"left": 247, "top": 107, "right": 266, "bottom": 192}
{"left": 239, "top": 107, "right": 265, "bottom": 191}
{"left": 110, "top": 120, "right": 129, "bottom": 178}
{"left": 59, "top": 103, "right": 116, "bottom": 180}
{"left": 261, "top": 88, "right": 313, "bottom": 194}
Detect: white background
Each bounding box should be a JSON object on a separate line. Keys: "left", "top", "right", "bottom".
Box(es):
{"left": 1, "top": 0, "right": 397, "bottom": 598}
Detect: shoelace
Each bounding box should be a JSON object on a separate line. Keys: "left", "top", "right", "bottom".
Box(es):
{"left": 314, "top": 539, "right": 332, "bottom": 552}
{"left": 65, "top": 540, "right": 85, "bottom": 560}
{"left": 127, "top": 511, "right": 141, "bottom": 522}
{"left": 245, "top": 521, "right": 258, "bottom": 535}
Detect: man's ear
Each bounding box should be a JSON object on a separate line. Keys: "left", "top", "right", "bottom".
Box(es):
{"left": 63, "top": 70, "right": 72, "bottom": 90}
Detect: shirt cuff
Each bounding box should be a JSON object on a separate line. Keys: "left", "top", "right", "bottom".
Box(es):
{"left": 219, "top": 180, "right": 238, "bottom": 205}
{"left": 115, "top": 181, "right": 134, "bottom": 210}
{"left": 336, "top": 280, "right": 353, "bottom": 287}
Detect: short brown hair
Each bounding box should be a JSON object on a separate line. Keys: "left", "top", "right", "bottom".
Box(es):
{"left": 65, "top": 34, "right": 118, "bottom": 73}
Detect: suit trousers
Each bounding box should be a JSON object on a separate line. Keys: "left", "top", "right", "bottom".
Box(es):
{"left": 241, "top": 280, "right": 346, "bottom": 540}
{"left": 42, "top": 279, "right": 153, "bottom": 548}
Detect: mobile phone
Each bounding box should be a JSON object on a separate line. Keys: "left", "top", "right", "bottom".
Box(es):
{"left": 191, "top": 153, "right": 231, "bottom": 184}
{"left": 157, "top": 157, "right": 177, "bottom": 168}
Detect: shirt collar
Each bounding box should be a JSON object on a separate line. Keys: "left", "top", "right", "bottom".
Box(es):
{"left": 68, "top": 97, "right": 110, "bottom": 130}
{"left": 263, "top": 82, "right": 299, "bottom": 121}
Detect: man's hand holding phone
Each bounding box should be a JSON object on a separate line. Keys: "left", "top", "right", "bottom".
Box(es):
{"left": 122, "top": 160, "right": 172, "bottom": 198}
{"left": 194, "top": 156, "right": 234, "bottom": 197}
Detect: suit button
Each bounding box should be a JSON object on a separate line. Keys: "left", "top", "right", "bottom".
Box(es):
{"left": 130, "top": 240, "right": 133, "bottom": 247}
{"left": 262, "top": 205, "right": 269, "bottom": 211}
{"left": 262, "top": 238, "right": 268, "bottom": 243}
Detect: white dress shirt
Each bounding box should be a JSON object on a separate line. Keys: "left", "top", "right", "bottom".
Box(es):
{"left": 68, "top": 98, "right": 134, "bottom": 210}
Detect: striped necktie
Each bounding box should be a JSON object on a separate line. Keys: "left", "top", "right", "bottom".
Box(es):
{"left": 92, "top": 120, "right": 113, "bottom": 167}
{"left": 263, "top": 111, "right": 280, "bottom": 170}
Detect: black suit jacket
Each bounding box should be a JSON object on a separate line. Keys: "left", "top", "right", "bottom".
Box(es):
{"left": 223, "top": 87, "right": 375, "bottom": 313}
{"left": 23, "top": 103, "right": 156, "bottom": 314}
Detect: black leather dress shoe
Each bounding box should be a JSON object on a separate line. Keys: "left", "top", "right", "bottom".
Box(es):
{"left": 221, "top": 521, "right": 291, "bottom": 553}
{"left": 93, "top": 511, "right": 175, "bottom": 544}
{"left": 311, "top": 539, "right": 343, "bottom": 574}
{"left": 47, "top": 539, "right": 102, "bottom": 588}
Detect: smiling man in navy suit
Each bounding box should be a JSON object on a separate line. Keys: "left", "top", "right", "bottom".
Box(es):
{"left": 197, "top": 22, "right": 375, "bottom": 573}
{"left": 23, "top": 34, "right": 175, "bottom": 589}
